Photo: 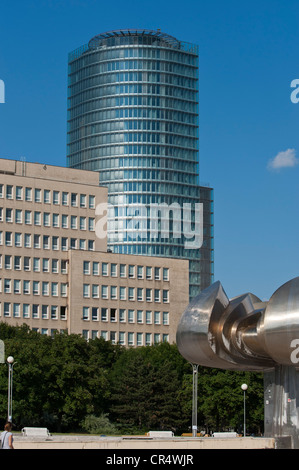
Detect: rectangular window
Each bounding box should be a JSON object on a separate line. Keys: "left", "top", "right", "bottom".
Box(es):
{"left": 128, "top": 287, "right": 135, "bottom": 301}
{"left": 51, "top": 306, "right": 58, "bottom": 319}
{"left": 42, "top": 305, "right": 48, "bottom": 319}
{"left": 145, "top": 333, "right": 152, "bottom": 346}
{"left": 101, "top": 285, "right": 108, "bottom": 299}
{"left": 111, "top": 263, "right": 117, "bottom": 277}
{"left": 25, "top": 187, "right": 32, "bottom": 201}
{"left": 119, "top": 286, "right": 126, "bottom": 300}
{"left": 71, "top": 193, "right": 77, "bottom": 207}
{"left": 137, "top": 310, "right": 143, "bottom": 323}
{"left": 52, "top": 213, "right": 59, "bottom": 227}
{"left": 119, "top": 309, "right": 126, "bottom": 322}
{"left": 137, "top": 265, "right": 143, "bottom": 279}
{"left": 43, "top": 235, "right": 50, "bottom": 250}
{"left": 92, "top": 284, "right": 99, "bottom": 298}
{"left": 154, "top": 311, "right": 160, "bottom": 324}
{"left": 14, "top": 256, "right": 21, "bottom": 270}
{"left": 43, "top": 212, "right": 50, "bottom": 226}
{"left": 34, "top": 188, "right": 41, "bottom": 203}
{"left": 101, "top": 308, "right": 108, "bottom": 321}
{"left": 33, "top": 281, "right": 40, "bottom": 295}
{"left": 119, "top": 332, "right": 125, "bottom": 346}
{"left": 163, "top": 290, "right": 169, "bottom": 303}
{"left": 102, "top": 262, "right": 108, "bottom": 276}
{"left": 83, "top": 261, "right": 90, "bottom": 275}
{"left": 110, "top": 308, "right": 117, "bottom": 322}
{"left": 163, "top": 267, "right": 169, "bottom": 281}
{"left": 32, "top": 304, "right": 39, "bottom": 318}
{"left": 53, "top": 191, "right": 59, "bottom": 205}
{"left": 23, "top": 304, "right": 30, "bottom": 318}
{"left": 89, "top": 195, "right": 95, "bottom": 209}
{"left": 120, "top": 264, "right": 126, "bottom": 277}
{"left": 146, "top": 311, "right": 152, "bottom": 324}
{"left": 128, "top": 332, "right": 134, "bottom": 346}
{"left": 44, "top": 189, "right": 50, "bottom": 203}
{"left": 16, "top": 186, "right": 22, "bottom": 200}
{"left": 92, "top": 262, "right": 99, "bottom": 275}
{"left": 137, "top": 288, "right": 143, "bottom": 301}
{"left": 83, "top": 284, "right": 90, "bottom": 298}
{"left": 42, "top": 282, "right": 49, "bottom": 296}
{"left": 163, "top": 311, "right": 169, "bottom": 325}
{"left": 6, "top": 185, "right": 13, "bottom": 199}
{"left": 146, "top": 266, "right": 152, "bottom": 279}
{"left": 137, "top": 333, "right": 143, "bottom": 346}
{"left": 110, "top": 286, "right": 117, "bottom": 299}
{"left": 80, "top": 217, "right": 86, "bottom": 230}
{"left": 128, "top": 265, "right": 135, "bottom": 278}
{"left": 51, "top": 282, "right": 58, "bottom": 296}
{"left": 82, "top": 307, "right": 89, "bottom": 321}
{"left": 15, "top": 209, "right": 22, "bottom": 224}
{"left": 62, "top": 192, "right": 68, "bottom": 206}
{"left": 62, "top": 214, "right": 68, "bottom": 228}
{"left": 80, "top": 194, "right": 86, "bottom": 208}
{"left": 128, "top": 309, "right": 134, "bottom": 323}
{"left": 14, "top": 280, "right": 21, "bottom": 294}
{"left": 92, "top": 307, "right": 98, "bottom": 321}
{"left": 42, "top": 258, "right": 49, "bottom": 272}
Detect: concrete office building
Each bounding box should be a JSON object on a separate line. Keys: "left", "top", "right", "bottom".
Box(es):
{"left": 67, "top": 29, "right": 214, "bottom": 300}
{"left": 0, "top": 158, "right": 189, "bottom": 345}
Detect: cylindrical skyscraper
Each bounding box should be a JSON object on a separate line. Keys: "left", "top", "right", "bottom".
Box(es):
{"left": 67, "top": 29, "right": 213, "bottom": 298}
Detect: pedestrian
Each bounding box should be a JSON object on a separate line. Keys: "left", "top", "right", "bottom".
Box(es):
{"left": 1, "top": 422, "right": 14, "bottom": 449}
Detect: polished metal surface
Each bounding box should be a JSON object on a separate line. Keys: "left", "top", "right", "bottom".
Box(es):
{"left": 177, "top": 277, "right": 299, "bottom": 370}
{"left": 177, "top": 277, "right": 299, "bottom": 448}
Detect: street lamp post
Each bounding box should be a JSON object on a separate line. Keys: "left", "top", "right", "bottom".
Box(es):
{"left": 7, "top": 356, "right": 15, "bottom": 422}
{"left": 241, "top": 383, "right": 248, "bottom": 437}
{"left": 191, "top": 364, "right": 199, "bottom": 437}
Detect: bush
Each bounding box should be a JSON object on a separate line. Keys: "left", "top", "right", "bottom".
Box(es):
{"left": 81, "top": 414, "right": 119, "bottom": 435}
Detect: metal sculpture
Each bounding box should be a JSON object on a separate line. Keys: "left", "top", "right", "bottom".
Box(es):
{"left": 176, "top": 277, "right": 299, "bottom": 448}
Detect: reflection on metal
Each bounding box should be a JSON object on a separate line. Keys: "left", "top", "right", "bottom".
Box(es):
{"left": 176, "top": 277, "right": 299, "bottom": 448}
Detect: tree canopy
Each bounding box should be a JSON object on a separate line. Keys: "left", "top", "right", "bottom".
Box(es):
{"left": 0, "top": 323, "right": 264, "bottom": 434}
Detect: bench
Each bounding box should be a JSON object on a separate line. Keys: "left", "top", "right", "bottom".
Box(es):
{"left": 212, "top": 432, "right": 238, "bottom": 438}
{"left": 21, "top": 427, "right": 51, "bottom": 438}
{"left": 147, "top": 431, "right": 174, "bottom": 438}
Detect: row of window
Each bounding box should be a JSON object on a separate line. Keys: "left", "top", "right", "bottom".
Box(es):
{"left": 69, "top": 144, "right": 197, "bottom": 167}
{"left": 101, "top": 169, "right": 197, "bottom": 185}
{"left": 68, "top": 119, "right": 197, "bottom": 142}
{"left": 69, "top": 95, "right": 197, "bottom": 121}
{"left": 84, "top": 329, "right": 169, "bottom": 346}
{"left": 69, "top": 133, "right": 197, "bottom": 155}
{"left": 83, "top": 260, "right": 169, "bottom": 281}
{"left": 0, "top": 231, "right": 95, "bottom": 251}
{"left": 70, "top": 59, "right": 197, "bottom": 87}
{"left": 1, "top": 302, "right": 66, "bottom": 320}
{"left": 1, "top": 255, "right": 67, "bottom": 273}
{"left": 0, "top": 184, "right": 95, "bottom": 208}
{"left": 0, "top": 208, "right": 95, "bottom": 230}
{"left": 68, "top": 104, "right": 197, "bottom": 134}
{"left": 83, "top": 284, "right": 169, "bottom": 302}
{"left": 83, "top": 307, "right": 169, "bottom": 325}
{"left": 69, "top": 84, "right": 197, "bottom": 109}
{"left": 70, "top": 46, "right": 197, "bottom": 68}
{"left": 1, "top": 279, "right": 68, "bottom": 297}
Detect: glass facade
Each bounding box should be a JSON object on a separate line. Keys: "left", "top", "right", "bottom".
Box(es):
{"left": 67, "top": 29, "right": 214, "bottom": 298}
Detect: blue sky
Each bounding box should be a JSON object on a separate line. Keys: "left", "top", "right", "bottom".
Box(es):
{"left": 0, "top": 0, "right": 298, "bottom": 300}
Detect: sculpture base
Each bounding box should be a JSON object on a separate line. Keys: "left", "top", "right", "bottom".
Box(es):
{"left": 264, "top": 365, "right": 299, "bottom": 449}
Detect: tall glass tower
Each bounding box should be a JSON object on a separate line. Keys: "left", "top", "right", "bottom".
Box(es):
{"left": 67, "top": 29, "right": 213, "bottom": 299}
